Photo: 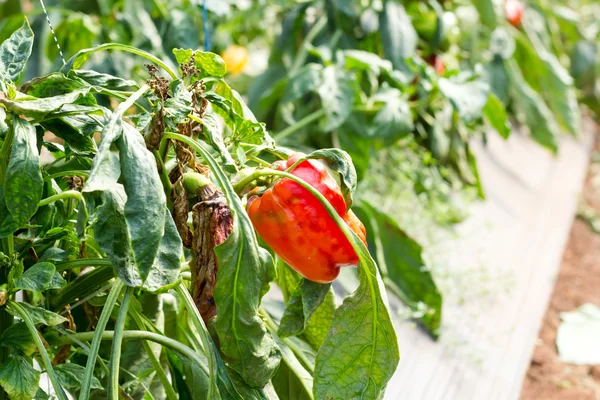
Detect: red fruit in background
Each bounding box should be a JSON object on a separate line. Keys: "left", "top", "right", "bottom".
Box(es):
{"left": 505, "top": 0, "right": 524, "bottom": 27}
{"left": 426, "top": 55, "right": 445, "bottom": 75}
{"left": 247, "top": 153, "right": 367, "bottom": 283}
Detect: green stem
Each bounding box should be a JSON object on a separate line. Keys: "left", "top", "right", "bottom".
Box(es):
{"left": 108, "top": 286, "right": 133, "bottom": 399}
{"left": 51, "top": 330, "right": 209, "bottom": 375}
{"left": 153, "top": 149, "right": 172, "bottom": 200}
{"left": 55, "top": 258, "right": 113, "bottom": 272}
{"left": 129, "top": 311, "right": 178, "bottom": 400}
{"left": 38, "top": 190, "right": 84, "bottom": 207}
{"left": 289, "top": 15, "right": 328, "bottom": 74}
{"left": 52, "top": 265, "right": 114, "bottom": 311}
{"left": 7, "top": 302, "right": 68, "bottom": 400}
{"left": 80, "top": 280, "right": 124, "bottom": 400}
{"left": 273, "top": 109, "right": 326, "bottom": 141}
{"left": 43, "top": 170, "right": 90, "bottom": 182}
{"left": 61, "top": 43, "right": 178, "bottom": 79}
{"left": 175, "top": 284, "right": 217, "bottom": 399}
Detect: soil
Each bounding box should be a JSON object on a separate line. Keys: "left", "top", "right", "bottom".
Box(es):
{"left": 521, "top": 153, "right": 600, "bottom": 399}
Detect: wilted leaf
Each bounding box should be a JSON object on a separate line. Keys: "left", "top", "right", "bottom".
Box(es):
{"left": 5, "top": 302, "right": 67, "bottom": 326}
{"left": 278, "top": 280, "right": 331, "bottom": 339}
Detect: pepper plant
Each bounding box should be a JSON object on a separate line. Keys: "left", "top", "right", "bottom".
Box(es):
{"left": 0, "top": 18, "right": 399, "bottom": 399}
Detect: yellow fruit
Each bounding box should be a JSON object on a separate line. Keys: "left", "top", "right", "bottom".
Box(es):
{"left": 221, "top": 45, "right": 249, "bottom": 75}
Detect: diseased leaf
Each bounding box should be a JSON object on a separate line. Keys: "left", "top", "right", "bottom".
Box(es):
{"left": 12, "top": 262, "right": 56, "bottom": 292}
{"left": 484, "top": 93, "right": 511, "bottom": 138}
{"left": 379, "top": 1, "right": 417, "bottom": 72}
{"left": 354, "top": 200, "right": 442, "bottom": 337}
{"left": 0, "top": 17, "right": 34, "bottom": 82}
{"left": 5, "top": 302, "right": 67, "bottom": 326}
{"left": 317, "top": 66, "right": 355, "bottom": 131}
{"left": 278, "top": 280, "right": 331, "bottom": 339}
{"left": 439, "top": 78, "right": 490, "bottom": 124}
{"left": 0, "top": 355, "right": 40, "bottom": 400}
{"left": 4, "top": 117, "right": 42, "bottom": 226}
{"left": 54, "top": 363, "right": 103, "bottom": 390}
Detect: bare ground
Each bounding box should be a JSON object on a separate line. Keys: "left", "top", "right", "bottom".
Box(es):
{"left": 521, "top": 155, "right": 600, "bottom": 400}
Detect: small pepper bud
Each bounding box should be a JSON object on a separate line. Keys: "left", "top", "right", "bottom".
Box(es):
{"left": 183, "top": 172, "right": 216, "bottom": 200}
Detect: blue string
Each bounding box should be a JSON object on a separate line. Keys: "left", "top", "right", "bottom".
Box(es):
{"left": 203, "top": 0, "right": 210, "bottom": 51}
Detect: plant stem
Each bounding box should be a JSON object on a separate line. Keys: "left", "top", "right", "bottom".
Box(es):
{"left": 273, "top": 109, "right": 326, "bottom": 141}
{"left": 7, "top": 302, "right": 68, "bottom": 400}
{"left": 129, "top": 310, "right": 178, "bottom": 400}
{"left": 55, "top": 258, "right": 113, "bottom": 272}
{"left": 51, "top": 330, "right": 210, "bottom": 375}
{"left": 38, "top": 190, "right": 84, "bottom": 207}
{"left": 108, "top": 286, "right": 133, "bottom": 399}
{"left": 80, "top": 280, "right": 124, "bottom": 400}
{"left": 43, "top": 170, "right": 90, "bottom": 182}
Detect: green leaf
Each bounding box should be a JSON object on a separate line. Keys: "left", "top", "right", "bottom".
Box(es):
{"left": 84, "top": 87, "right": 181, "bottom": 289}
{"left": 200, "top": 113, "right": 238, "bottom": 172}
{"left": 0, "top": 186, "right": 19, "bottom": 238}
{"left": 507, "top": 61, "right": 559, "bottom": 153}
{"left": 0, "top": 355, "right": 40, "bottom": 400}
{"left": 173, "top": 48, "right": 227, "bottom": 80}
{"left": 5, "top": 302, "right": 67, "bottom": 326}
{"left": 302, "top": 289, "right": 335, "bottom": 350}
{"left": 20, "top": 72, "right": 86, "bottom": 97}
{"left": 0, "top": 323, "right": 37, "bottom": 356}
{"left": 354, "top": 200, "right": 442, "bottom": 337}
{"left": 438, "top": 78, "right": 490, "bottom": 124}
{"left": 0, "top": 17, "right": 34, "bottom": 82}
{"left": 117, "top": 123, "right": 168, "bottom": 279}
{"left": 371, "top": 86, "right": 413, "bottom": 144}
{"left": 278, "top": 280, "right": 332, "bottom": 339}
{"left": 4, "top": 117, "right": 42, "bottom": 226}
{"left": 317, "top": 66, "right": 355, "bottom": 131}
{"left": 271, "top": 335, "right": 314, "bottom": 400}
{"left": 72, "top": 69, "right": 138, "bottom": 90}
{"left": 54, "top": 363, "right": 103, "bottom": 390}
{"left": 570, "top": 41, "right": 597, "bottom": 88}
{"left": 142, "top": 208, "right": 183, "bottom": 293}
{"left": 483, "top": 93, "right": 511, "bottom": 139}
{"left": 515, "top": 27, "right": 581, "bottom": 136}
{"left": 343, "top": 50, "right": 392, "bottom": 75}
{"left": 12, "top": 262, "right": 56, "bottom": 292}
{"left": 473, "top": 0, "right": 497, "bottom": 28}
{"left": 0, "top": 88, "right": 95, "bottom": 119}
{"left": 486, "top": 55, "right": 511, "bottom": 105}
{"left": 281, "top": 64, "right": 324, "bottom": 104}
{"left": 305, "top": 148, "right": 357, "bottom": 209}
{"left": 379, "top": 1, "right": 417, "bottom": 71}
